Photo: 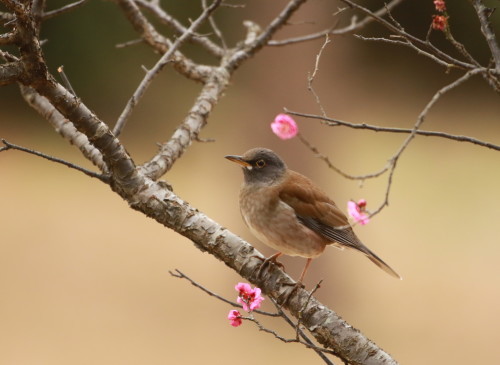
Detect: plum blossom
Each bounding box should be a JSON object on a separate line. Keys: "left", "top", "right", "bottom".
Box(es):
{"left": 433, "top": 0, "right": 446, "bottom": 12}
{"left": 432, "top": 15, "right": 448, "bottom": 31}
{"left": 227, "top": 310, "right": 242, "bottom": 327}
{"left": 271, "top": 114, "right": 298, "bottom": 140}
{"left": 347, "top": 199, "right": 370, "bottom": 225}
{"left": 227, "top": 283, "right": 265, "bottom": 327}
{"left": 235, "top": 282, "right": 264, "bottom": 312}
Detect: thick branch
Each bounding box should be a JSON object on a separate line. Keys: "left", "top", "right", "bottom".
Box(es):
{"left": 139, "top": 67, "right": 230, "bottom": 179}
{"left": 35, "top": 80, "right": 141, "bottom": 193}
{"left": 116, "top": 0, "right": 212, "bottom": 82}
{"left": 5, "top": 1, "right": 141, "bottom": 194}
{"left": 0, "top": 61, "right": 22, "bottom": 85}
{"left": 19, "top": 85, "right": 109, "bottom": 172}
{"left": 2, "top": 0, "right": 26, "bottom": 15}
{"left": 0, "top": 31, "right": 18, "bottom": 45}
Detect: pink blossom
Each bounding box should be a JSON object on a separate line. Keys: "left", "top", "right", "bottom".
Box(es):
{"left": 271, "top": 114, "right": 298, "bottom": 140}
{"left": 228, "top": 310, "right": 242, "bottom": 327}
{"left": 432, "top": 15, "right": 448, "bottom": 31}
{"left": 235, "top": 282, "right": 264, "bottom": 312}
{"left": 347, "top": 199, "right": 370, "bottom": 225}
{"left": 433, "top": 0, "right": 446, "bottom": 12}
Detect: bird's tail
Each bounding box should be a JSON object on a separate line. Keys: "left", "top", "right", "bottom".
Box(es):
{"left": 363, "top": 247, "right": 402, "bottom": 280}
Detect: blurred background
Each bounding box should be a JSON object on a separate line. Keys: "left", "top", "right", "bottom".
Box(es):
{"left": 1, "top": 0, "right": 499, "bottom": 364}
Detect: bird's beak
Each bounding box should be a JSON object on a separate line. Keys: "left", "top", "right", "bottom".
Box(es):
{"left": 225, "top": 155, "right": 251, "bottom": 168}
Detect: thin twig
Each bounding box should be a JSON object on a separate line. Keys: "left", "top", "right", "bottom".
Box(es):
{"left": 0, "top": 139, "right": 109, "bottom": 182}
{"left": 307, "top": 34, "right": 330, "bottom": 117}
{"left": 296, "top": 132, "right": 391, "bottom": 181}
{"left": 444, "top": 28, "right": 481, "bottom": 68}
{"left": 135, "top": 0, "right": 224, "bottom": 58}
{"left": 245, "top": 315, "right": 338, "bottom": 359}
{"left": 339, "top": 0, "right": 475, "bottom": 71}
{"left": 169, "top": 269, "right": 279, "bottom": 317}
{"left": 292, "top": 69, "right": 483, "bottom": 219}
{"left": 170, "top": 269, "right": 335, "bottom": 364}
{"left": 268, "top": 0, "right": 403, "bottom": 46}
{"left": 381, "top": 70, "right": 479, "bottom": 211}
{"left": 228, "top": 0, "right": 307, "bottom": 68}
{"left": 57, "top": 66, "right": 77, "bottom": 97}
{"left": 269, "top": 297, "right": 336, "bottom": 365}
{"left": 220, "top": 2, "right": 245, "bottom": 8}
{"left": 202, "top": 0, "right": 227, "bottom": 49}
{"left": 117, "top": 0, "right": 213, "bottom": 83}
{"left": 171, "top": 268, "right": 337, "bottom": 363}
{"left": 471, "top": 0, "right": 500, "bottom": 74}
{"left": 113, "top": 0, "right": 223, "bottom": 137}
{"left": 43, "top": 0, "right": 88, "bottom": 20}
{"left": 354, "top": 34, "right": 455, "bottom": 69}
{"left": 115, "top": 38, "right": 143, "bottom": 48}
{"left": 287, "top": 96, "right": 499, "bottom": 152}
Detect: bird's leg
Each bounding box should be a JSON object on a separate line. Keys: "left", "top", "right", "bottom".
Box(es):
{"left": 299, "top": 258, "right": 312, "bottom": 283}
{"left": 278, "top": 258, "right": 312, "bottom": 307}
{"left": 254, "top": 252, "right": 284, "bottom": 280}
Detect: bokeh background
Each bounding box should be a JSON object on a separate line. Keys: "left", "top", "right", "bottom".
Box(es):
{"left": 1, "top": 0, "right": 499, "bottom": 364}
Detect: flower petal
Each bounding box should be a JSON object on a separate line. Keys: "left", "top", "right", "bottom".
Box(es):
{"left": 271, "top": 114, "right": 298, "bottom": 140}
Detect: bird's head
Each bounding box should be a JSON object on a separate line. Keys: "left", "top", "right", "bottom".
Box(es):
{"left": 225, "top": 148, "right": 287, "bottom": 185}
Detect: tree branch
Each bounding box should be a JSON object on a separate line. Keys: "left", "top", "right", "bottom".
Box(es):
{"left": 42, "top": 0, "right": 88, "bottom": 20}
{"left": 134, "top": 0, "right": 224, "bottom": 58}
{"left": 288, "top": 109, "right": 500, "bottom": 153}
{"left": 2, "top": 0, "right": 145, "bottom": 194}
{"left": 339, "top": 0, "right": 476, "bottom": 71}
{"left": 0, "top": 139, "right": 109, "bottom": 182}
{"left": 227, "top": 0, "right": 308, "bottom": 70}
{"left": 116, "top": 0, "right": 213, "bottom": 82}
{"left": 471, "top": 0, "right": 500, "bottom": 74}
{"left": 125, "top": 0, "right": 310, "bottom": 179}
{"left": 290, "top": 69, "right": 486, "bottom": 221}
{"left": 139, "top": 68, "right": 230, "bottom": 179}
{"left": 129, "top": 185, "right": 399, "bottom": 365}
{"left": 0, "top": 61, "right": 22, "bottom": 85}
{"left": 169, "top": 269, "right": 279, "bottom": 317}
{"left": 19, "top": 85, "right": 109, "bottom": 172}
{"left": 113, "top": 0, "right": 223, "bottom": 137}
{"left": 268, "top": 0, "right": 404, "bottom": 46}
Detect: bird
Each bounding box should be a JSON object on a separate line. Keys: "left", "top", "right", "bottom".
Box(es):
{"left": 225, "top": 147, "right": 401, "bottom": 282}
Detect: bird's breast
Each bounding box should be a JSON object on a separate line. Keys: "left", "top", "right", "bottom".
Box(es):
{"left": 239, "top": 185, "right": 326, "bottom": 258}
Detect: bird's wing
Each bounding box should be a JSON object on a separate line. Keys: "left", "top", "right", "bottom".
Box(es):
{"left": 279, "top": 171, "right": 402, "bottom": 279}
{"left": 278, "top": 171, "right": 361, "bottom": 250}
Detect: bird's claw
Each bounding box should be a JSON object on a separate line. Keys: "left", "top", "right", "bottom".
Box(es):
{"left": 252, "top": 253, "right": 285, "bottom": 280}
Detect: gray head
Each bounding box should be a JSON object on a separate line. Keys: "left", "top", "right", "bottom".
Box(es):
{"left": 225, "top": 148, "right": 287, "bottom": 185}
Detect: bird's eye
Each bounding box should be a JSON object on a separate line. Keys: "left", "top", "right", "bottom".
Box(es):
{"left": 255, "top": 159, "right": 266, "bottom": 168}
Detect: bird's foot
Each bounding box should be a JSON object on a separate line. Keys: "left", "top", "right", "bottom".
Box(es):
{"left": 253, "top": 252, "right": 285, "bottom": 280}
